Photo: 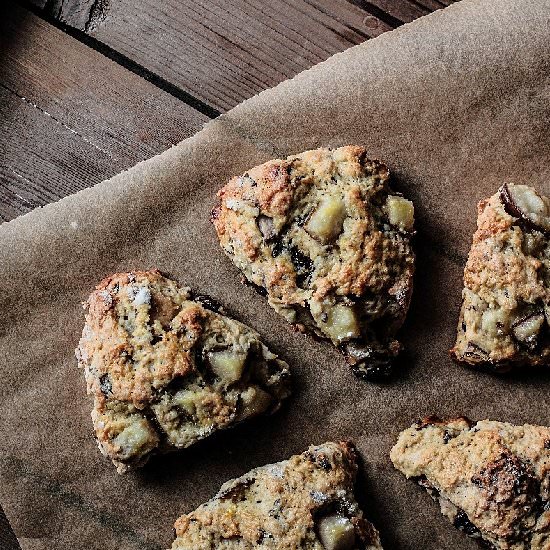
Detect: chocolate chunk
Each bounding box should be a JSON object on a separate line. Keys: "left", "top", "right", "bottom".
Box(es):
{"left": 290, "top": 246, "right": 313, "bottom": 288}
{"left": 210, "top": 205, "right": 221, "bottom": 222}
{"left": 99, "top": 374, "right": 112, "bottom": 396}
{"left": 256, "top": 529, "right": 274, "bottom": 543}
{"left": 150, "top": 333, "right": 163, "bottom": 345}
{"left": 352, "top": 361, "right": 392, "bottom": 381}
{"left": 271, "top": 239, "right": 285, "bottom": 258}
{"left": 242, "top": 277, "right": 268, "bottom": 297}
{"left": 500, "top": 183, "right": 550, "bottom": 235}
{"left": 343, "top": 342, "right": 394, "bottom": 381}
{"left": 453, "top": 509, "right": 481, "bottom": 537}
{"left": 193, "top": 294, "right": 223, "bottom": 313}
{"left": 217, "top": 477, "right": 255, "bottom": 502}
{"left": 413, "top": 475, "right": 440, "bottom": 499}
{"left": 472, "top": 452, "right": 538, "bottom": 502}
{"left": 463, "top": 342, "right": 490, "bottom": 362}
{"left": 305, "top": 450, "right": 333, "bottom": 471}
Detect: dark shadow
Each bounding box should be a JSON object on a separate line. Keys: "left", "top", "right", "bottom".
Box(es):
{"left": 136, "top": 391, "right": 298, "bottom": 489}
{"left": 354, "top": 453, "right": 401, "bottom": 549}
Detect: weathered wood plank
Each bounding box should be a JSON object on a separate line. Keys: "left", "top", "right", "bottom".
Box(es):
{"left": 428, "top": 0, "right": 457, "bottom": 6}
{"left": 0, "top": 4, "right": 209, "bottom": 222}
{"left": 31, "top": 0, "right": 406, "bottom": 112}
{"left": 29, "top": 0, "right": 454, "bottom": 112}
{"left": 362, "top": 0, "right": 457, "bottom": 19}
{"left": 40, "top": 0, "right": 102, "bottom": 30}
{"left": 0, "top": 85, "right": 112, "bottom": 221}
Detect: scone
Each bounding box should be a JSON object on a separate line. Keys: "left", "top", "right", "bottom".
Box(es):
{"left": 211, "top": 146, "right": 415, "bottom": 380}
{"left": 76, "top": 270, "right": 290, "bottom": 473}
{"left": 170, "top": 441, "right": 383, "bottom": 549}
{"left": 391, "top": 417, "right": 550, "bottom": 549}
{"left": 452, "top": 184, "right": 550, "bottom": 371}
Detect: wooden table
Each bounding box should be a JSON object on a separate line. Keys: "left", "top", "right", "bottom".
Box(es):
{"left": 0, "top": 0, "right": 455, "bottom": 545}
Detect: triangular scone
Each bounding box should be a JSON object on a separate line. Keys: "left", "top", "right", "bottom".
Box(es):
{"left": 211, "top": 146, "right": 415, "bottom": 380}
{"left": 76, "top": 270, "right": 290, "bottom": 473}
{"left": 171, "top": 441, "right": 383, "bottom": 549}
{"left": 451, "top": 184, "right": 550, "bottom": 370}
{"left": 391, "top": 417, "right": 550, "bottom": 549}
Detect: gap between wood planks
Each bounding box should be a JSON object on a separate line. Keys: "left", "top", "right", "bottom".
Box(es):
{"left": 0, "top": 0, "right": 455, "bottom": 221}
{"left": 21, "top": 0, "right": 455, "bottom": 114}
{"left": 18, "top": 0, "right": 222, "bottom": 118}
{"left": 22, "top": 0, "right": 456, "bottom": 112}
{"left": 0, "top": 3, "right": 209, "bottom": 221}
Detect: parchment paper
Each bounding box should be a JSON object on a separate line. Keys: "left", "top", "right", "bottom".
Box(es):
{"left": 1, "top": 0, "right": 550, "bottom": 548}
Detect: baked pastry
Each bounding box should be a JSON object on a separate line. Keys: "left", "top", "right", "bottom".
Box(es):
{"left": 211, "top": 146, "right": 415, "bottom": 380}
{"left": 76, "top": 270, "right": 290, "bottom": 473}
{"left": 391, "top": 416, "right": 550, "bottom": 549}
{"left": 452, "top": 184, "right": 550, "bottom": 370}
{"left": 170, "top": 441, "right": 383, "bottom": 549}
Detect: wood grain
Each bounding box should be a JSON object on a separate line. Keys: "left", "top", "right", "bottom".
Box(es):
{"left": 30, "top": 0, "right": 457, "bottom": 113}
{"left": 0, "top": 4, "right": 209, "bottom": 221}
{"left": 30, "top": 0, "right": 411, "bottom": 112}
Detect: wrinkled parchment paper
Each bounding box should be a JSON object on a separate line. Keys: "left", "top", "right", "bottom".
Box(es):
{"left": 1, "top": 0, "right": 550, "bottom": 548}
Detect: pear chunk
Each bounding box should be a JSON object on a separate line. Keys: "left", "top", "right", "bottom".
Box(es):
{"left": 207, "top": 350, "right": 248, "bottom": 383}
{"left": 237, "top": 385, "right": 273, "bottom": 420}
{"left": 481, "top": 308, "right": 508, "bottom": 337}
{"left": 317, "top": 514, "right": 356, "bottom": 550}
{"left": 512, "top": 312, "right": 544, "bottom": 347}
{"left": 386, "top": 195, "right": 414, "bottom": 232}
{"left": 306, "top": 196, "right": 346, "bottom": 243}
{"left": 322, "top": 304, "right": 360, "bottom": 342}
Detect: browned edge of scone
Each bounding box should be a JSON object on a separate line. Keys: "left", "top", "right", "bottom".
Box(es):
{"left": 170, "top": 440, "right": 383, "bottom": 549}
{"left": 210, "top": 146, "right": 415, "bottom": 383}
{"left": 449, "top": 345, "right": 515, "bottom": 374}
{"left": 76, "top": 269, "right": 291, "bottom": 473}
{"left": 451, "top": 183, "right": 550, "bottom": 372}
{"left": 392, "top": 415, "right": 550, "bottom": 549}
{"left": 398, "top": 416, "right": 488, "bottom": 544}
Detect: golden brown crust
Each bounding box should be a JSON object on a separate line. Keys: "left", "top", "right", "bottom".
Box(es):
{"left": 391, "top": 417, "right": 550, "bottom": 549}
{"left": 212, "top": 146, "right": 415, "bottom": 380}
{"left": 171, "top": 441, "right": 383, "bottom": 549}
{"left": 77, "top": 270, "right": 291, "bottom": 473}
{"left": 452, "top": 184, "right": 550, "bottom": 369}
